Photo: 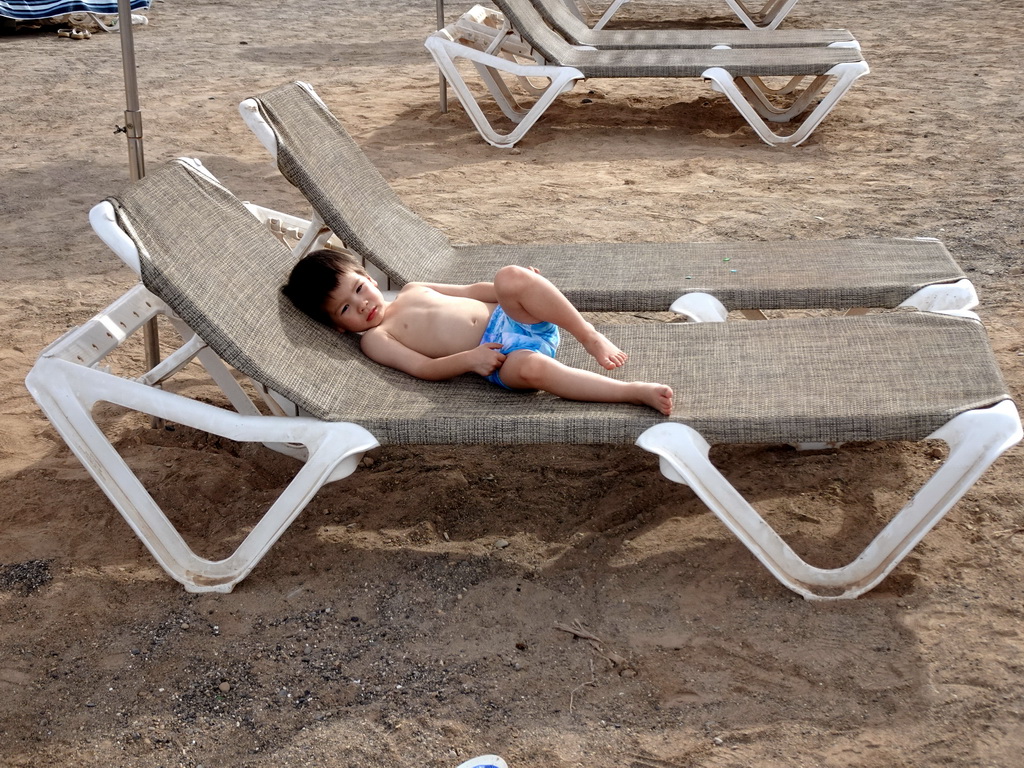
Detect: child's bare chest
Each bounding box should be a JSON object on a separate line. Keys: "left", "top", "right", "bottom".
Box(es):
{"left": 384, "top": 291, "right": 495, "bottom": 357}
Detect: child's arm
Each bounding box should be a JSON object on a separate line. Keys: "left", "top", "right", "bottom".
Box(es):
{"left": 361, "top": 330, "right": 505, "bottom": 381}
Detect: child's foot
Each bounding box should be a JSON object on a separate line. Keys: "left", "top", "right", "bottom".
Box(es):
{"left": 581, "top": 329, "right": 628, "bottom": 370}
{"left": 633, "top": 383, "right": 673, "bottom": 415}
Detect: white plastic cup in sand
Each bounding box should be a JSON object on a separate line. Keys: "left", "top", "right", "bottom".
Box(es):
{"left": 456, "top": 756, "right": 508, "bottom": 768}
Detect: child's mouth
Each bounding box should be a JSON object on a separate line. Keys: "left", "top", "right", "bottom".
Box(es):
{"left": 367, "top": 306, "right": 377, "bottom": 322}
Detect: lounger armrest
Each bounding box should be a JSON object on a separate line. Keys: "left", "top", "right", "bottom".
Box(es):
{"left": 32, "top": 354, "right": 375, "bottom": 457}
{"left": 427, "top": 28, "right": 582, "bottom": 80}
{"left": 91, "top": 159, "right": 225, "bottom": 278}
{"left": 27, "top": 296, "right": 381, "bottom": 593}
{"left": 90, "top": 201, "right": 142, "bottom": 276}
{"left": 239, "top": 98, "right": 280, "bottom": 161}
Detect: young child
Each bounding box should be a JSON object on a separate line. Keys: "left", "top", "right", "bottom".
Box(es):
{"left": 283, "top": 250, "right": 673, "bottom": 415}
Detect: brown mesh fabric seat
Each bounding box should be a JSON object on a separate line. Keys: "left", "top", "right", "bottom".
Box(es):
{"left": 27, "top": 160, "right": 1021, "bottom": 599}
{"left": 241, "top": 82, "right": 972, "bottom": 317}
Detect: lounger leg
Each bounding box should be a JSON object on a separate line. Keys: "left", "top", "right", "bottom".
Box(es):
{"left": 27, "top": 356, "right": 379, "bottom": 593}
{"left": 723, "top": 0, "right": 801, "bottom": 30}
{"left": 636, "top": 400, "right": 1022, "bottom": 599}
{"left": 472, "top": 62, "right": 536, "bottom": 123}
{"left": 26, "top": 287, "right": 380, "bottom": 592}
{"left": 898, "top": 279, "right": 979, "bottom": 314}
{"left": 735, "top": 75, "right": 831, "bottom": 122}
{"left": 590, "top": 0, "right": 631, "bottom": 31}
{"left": 669, "top": 292, "right": 729, "bottom": 323}
{"left": 740, "top": 75, "right": 808, "bottom": 97}
{"left": 703, "top": 61, "right": 869, "bottom": 146}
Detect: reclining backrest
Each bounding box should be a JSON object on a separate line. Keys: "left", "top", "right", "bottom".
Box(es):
{"left": 252, "top": 82, "right": 455, "bottom": 286}
{"left": 111, "top": 161, "right": 417, "bottom": 419}
{"left": 492, "top": 0, "right": 580, "bottom": 61}
{"left": 528, "top": 0, "right": 594, "bottom": 41}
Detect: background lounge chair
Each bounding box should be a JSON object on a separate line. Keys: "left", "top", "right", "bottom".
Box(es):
{"left": 26, "top": 159, "right": 1021, "bottom": 598}
{"left": 425, "top": 0, "right": 869, "bottom": 146}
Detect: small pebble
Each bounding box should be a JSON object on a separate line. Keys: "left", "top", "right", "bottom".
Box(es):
{"left": 219, "top": 682, "right": 231, "bottom": 693}
{"left": 494, "top": 539, "right": 510, "bottom": 549}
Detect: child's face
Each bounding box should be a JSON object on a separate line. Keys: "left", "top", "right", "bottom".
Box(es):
{"left": 324, "top": 271, "right": 386, "bottom": 332}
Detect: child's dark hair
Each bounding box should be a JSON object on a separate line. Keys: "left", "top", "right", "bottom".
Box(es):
{"left": 282, "top": 248, "right": 369, "bottom": 327}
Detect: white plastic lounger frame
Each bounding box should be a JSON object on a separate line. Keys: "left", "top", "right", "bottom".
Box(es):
{"left": 724, "top": 0, "right": 801, "bottom": 30}
{"left": 563, "top": 0, "right": 801, "bottom": 31}
{"left": 425, "top": 21, "right": 869, "bottom": 147}
{"left": 25, "top": 165, "right": 380, "bottom": 594}
{"left": 30, "top": 263, "right": 1020, "bottom": 600}
{"left": 638, "top": 399, "right": 1022, "bottom": 599}
{"left": 29, "top": 160, "right": 1016, "bottom": 600}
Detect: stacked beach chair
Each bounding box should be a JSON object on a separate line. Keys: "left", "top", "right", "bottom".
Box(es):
{"left": 425, "top": 0, "right": 869, "bottom": 146}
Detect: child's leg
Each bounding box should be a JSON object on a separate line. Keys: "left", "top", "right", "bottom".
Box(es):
{"left": 493, "top": 265, "right": 627, "bottom": 370}
{"left": 499, "top": 351, "right": 673, "bottom": 415}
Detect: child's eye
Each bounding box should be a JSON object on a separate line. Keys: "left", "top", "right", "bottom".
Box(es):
{"left": 356, "top": 284, "right": 363, "bottom": 293}
{"left": 340, "top": 304, "right": 349, "bottom": 314}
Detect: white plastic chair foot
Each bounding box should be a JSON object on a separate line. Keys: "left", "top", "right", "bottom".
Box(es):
{"left": 669, "top": 292, "right": 729, "bottom": 323}
{"left": 899, "top": 279, "right": 979, "bottom": 313}
{"left": 636, "top": 400, "right": 1022, "bottom": 599}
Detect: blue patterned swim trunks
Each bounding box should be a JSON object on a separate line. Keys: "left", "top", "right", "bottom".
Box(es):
{"left": 480, "top": 306, "right": 560, "bottom": 389}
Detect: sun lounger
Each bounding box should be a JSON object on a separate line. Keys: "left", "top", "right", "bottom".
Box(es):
{"left": 530, "top": 0, "right": 848, "bottom": 48}
{"left": 563, "top": 0, "right": 801, "bottom": 31}
{"left": 425, "top": 0, "right": 869, "bottom": 147}
{"left": 239, "top": 82, "right": 974, "bottom": 322}
{"left": 26, "top": 158, "right": 1021, "bottom": 598}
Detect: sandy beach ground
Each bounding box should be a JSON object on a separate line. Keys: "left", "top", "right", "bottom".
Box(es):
{"left": 1, "top": 0, "right": 1022, "bottom": 765}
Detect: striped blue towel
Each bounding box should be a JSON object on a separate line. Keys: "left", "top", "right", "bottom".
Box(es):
{"left": 1, "top": 1, "right": 152, "bottom": 21}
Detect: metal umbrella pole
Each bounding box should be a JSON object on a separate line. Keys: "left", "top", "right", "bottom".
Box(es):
{"left": 436, "top": 0, "right": 447, "bottom": 112}
{"left": 116, "top": 0, "right": 160, "bottom": 375}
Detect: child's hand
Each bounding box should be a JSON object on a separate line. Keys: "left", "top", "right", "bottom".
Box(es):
{"left": 469, "top": 342, "right": 506, "bottom": 375}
